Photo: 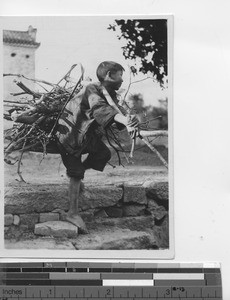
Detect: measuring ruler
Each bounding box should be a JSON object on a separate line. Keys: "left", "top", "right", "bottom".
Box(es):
{"left": 0, "top": 262, "right": 222, "bottom": 299}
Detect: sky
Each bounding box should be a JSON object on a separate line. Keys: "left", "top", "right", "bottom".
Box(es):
{"left": 2, "top": 16, "right": 168, "bottom": 106}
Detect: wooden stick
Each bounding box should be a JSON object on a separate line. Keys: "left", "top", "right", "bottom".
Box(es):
{"left": 10, "top": 92, "right": 27, "bottom": 96}
{"left": 4, "top": 100, "right": 30, "bottom": 105}
{"left": 48, "top": 66, "right": 84, "bottom": 136}
{"left": 3, "top": 73, "right": 58, "bottom": 88}
{"left": 140, "top": 136, "right": 168, "bottom": 169}
{"left": 16, "top": 140, "right": 27, "bottom": 182}
{"left": 4, "top": 103, "right": 30, "bottom": 108}
{"left": 139, "top": 130, "right": 168, "bottom": 138}
{"left": 14, "top": 80, "right": 40, "bottom": 98}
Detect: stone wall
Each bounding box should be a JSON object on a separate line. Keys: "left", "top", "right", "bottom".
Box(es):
{"left": 5, "top": 181, "right": 169, "bottom": 250}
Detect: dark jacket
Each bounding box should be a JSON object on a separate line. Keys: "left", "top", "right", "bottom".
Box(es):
{"left": 56, "top": 82, "right": 125, "bottom": 156}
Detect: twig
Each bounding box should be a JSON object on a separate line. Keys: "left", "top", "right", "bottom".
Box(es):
{"left": 16, "top": 139, "right": 27, "bottom": 182}
{"left": 53, "top": 63, "right": 84, "bottom": 91}
{"left": 14, "top": 80, "right": 41, "bottom": 98}
{"left": 4, "top": 100, "right": 30, "bottom": 105}
{"left": 48, "top": 64, "right": 85, "bottom": 137}
{"left": 123, "top": 65, "right": 132, "bottom": 102}
{"left": 3, "top": 73, "right": 58, "bottom": 88}
{"left": 130, "top": 76, "right": 156, "bottom": 85}
{"left": 10, "top": 92, "right": 27, "bottom": 96}
{"left": 123, "top": 67, "right": 156, "bottom": 102}
{"left": 4, "top": 103, "right": 30, "bottom": 108}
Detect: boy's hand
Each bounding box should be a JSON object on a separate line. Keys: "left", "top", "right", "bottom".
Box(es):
{"left": 126, "top": 115, "right": 139, "bottom": 139}
{"left": 127, "top": 115, "right": 139, "bottom": 128}
{"left": 114, "top": 114, "right": 139, "bottom": 139}
{"left": 127, "top": 126, "right": 138, "bottom": 139}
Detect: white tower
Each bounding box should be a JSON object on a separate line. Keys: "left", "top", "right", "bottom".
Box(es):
{"left": 3, "top": 25, "right": 40, "bottom": 101}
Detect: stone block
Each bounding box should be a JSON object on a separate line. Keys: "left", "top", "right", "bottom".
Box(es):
{"left": 5, "top": 214, "right": 13, "bottom": 226}
{"left": 94, "top": 209, "right": 108, "bottom": 218}
{"left": 13, "top": 215, "right": 20, "bottom": 226}
{"left": 5, "top": 183, "right": 122, "bottom": 214}
{"left": 4, "top": 227, "right": 9, "bottom": 234}
{"left": 4, "top": 225, "right": 30, "bottom": 240}
{"left": 52, "top": 209, "right": 67, "bottom": 221}
{"left": 147, "top": 199, "right": 168, "bottom": 220}
{"left": 143, "top": 180, "right": 169, "bottom": 203}
{"left": 34, "top": 221, "right": 78, "bottom": 238}
{"left": 123, "top": 184, "right": 147, "bottom": 204}
{"left": 5, "top": 184, "right": 69, "bottom": 214}
{"left": 79, "top": 210, "right": 95, "bottom": 222}
{"left": 20, "top": 214, "right": 39, "bottom": 230}
{"left": 104, "top": 207, "right": 123, "bottom": 218}
{"left": 79, "top": 186, "right": 123, "bottom": 211}
{"left": 152, "top": 215, "right": 169, "bottom": 249}
{"left": 100, "top": 232, "right": 157, "bottom": 250}
{"left": 74, "top": 229, "right": 157, "bottom": 250}
{"left": 92, "top": 215, "right": 155, "bottom": 232}
{"left": 39, "top": 213, "right": 59, "bottom": 223}
{"left": 122, "top": 205, "right": 146, "bottom": 217}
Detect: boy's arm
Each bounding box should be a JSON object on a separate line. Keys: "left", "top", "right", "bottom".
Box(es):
{"left": 86, "top": 84, "right": 122, "bottom": 128}
{"left": 114, "top": 114, "right": 139, "bottom": 129}
{"left": 86, "top": 84, "right": 139, "bottom": 130}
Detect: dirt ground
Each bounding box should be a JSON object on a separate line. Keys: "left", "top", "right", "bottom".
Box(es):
{"left": 5, "top": 147, "right": 168, "bottom": 185}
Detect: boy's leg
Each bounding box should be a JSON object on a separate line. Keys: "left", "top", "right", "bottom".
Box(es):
{"left": 66, "top": 177, "right": 88, "bottom": 234}
{"left": 83, "top": 139, "right": 111, "bottom": 172}
{"left": 59, "top": 148, "right": 88, "bottom": 234}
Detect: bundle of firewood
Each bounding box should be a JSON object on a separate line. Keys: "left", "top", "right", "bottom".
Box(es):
{"left": 4, "top": 64, "right": 169, "bottom": 181}
{"left": 4, "top": 64, "right": 84, "bottom": 168}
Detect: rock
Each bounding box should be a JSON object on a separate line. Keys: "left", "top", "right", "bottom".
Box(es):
{"left": 40, "top": 213, "right": 59, "bottom": 223}
{"left": 100, "top": 233, "right": 156, "bottom": 250}
{"left": 123, "top": 184, "right": 147, "bottom": 204}
{"left": 52, "top": 209, "right": 67, "bottom": 221}
{"left": 4, "top": 227, "right": 9, "bottom": 234}
{"left": 59, "top": 209, "right": 95, "bottom": 223}
{"left": 122, "top": 205, "right": 146, "bottom": 217}
{"left": 5, "top": 238, "right": 75, "bottom": 250}
{"left": 4, "top": 225, "right": 31, "bottom": 240}
{"left": 20, "top": 225, "right": 29, "bottom": 232}
{"left": 94, "top": 209, "right": 108, "bottom": 218}
{"left": 78, "top": 186, "right": 123, "bottom": 211}
{"left": 104, "top": 207, "right": 123, "bottom": 218}
{"left": 20, "top": 214, "right": 39, "bottom": 230}
{"left": 79, "top": 210, "right": 95, "bottom": 222}
{"left": 34, "top": 221, "right": 78, "bottom": 238}
{"left": 73, "top": 229, "right": 158, "bottom": 250}
{"left": 4, "top": 214, "right": 13, "bottom": 226}
{"left": 13, "top": 215, "right": 20, "bottom": 226}
{"left": 5, "top": 184, "right": 69, "bottom": 214}
{"left": 152, "top": 215, "right": 169, "bottom": 249}
{"left": 5, "top": 184, "right": 122, "bottom": 214}
{"left": 143, "top": 180, "right": 169, "bottom": 203}
{"left": 147, "top": 199, "right": 167, "bottom": 220}
{"left": 90, "top": 216, "right": 155, "bottom": 232}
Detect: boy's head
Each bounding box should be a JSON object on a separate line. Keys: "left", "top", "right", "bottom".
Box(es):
{"left": 96, "top": 61, "right": 124, "bottom": 90}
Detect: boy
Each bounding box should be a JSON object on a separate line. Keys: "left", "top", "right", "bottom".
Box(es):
{"left": 56, "top": 61, "right": 139, "bottom": 233}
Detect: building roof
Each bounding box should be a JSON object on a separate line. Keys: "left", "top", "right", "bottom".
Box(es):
{"left": 3, "top": 25, "right": 40, "bottom": 48}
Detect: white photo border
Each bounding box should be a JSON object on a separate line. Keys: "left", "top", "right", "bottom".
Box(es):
{"left": 0, "top": 14, "right": 174, "bottom": 259}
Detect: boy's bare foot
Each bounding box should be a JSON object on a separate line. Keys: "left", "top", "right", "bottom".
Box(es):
{"left": 66, "top": 214, "right": 88, "bottom": 234}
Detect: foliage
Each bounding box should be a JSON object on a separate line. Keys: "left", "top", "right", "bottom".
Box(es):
{"left": 146, "top": 105, "right": 168, "bottom": 130}
{"left": 108, "top": 19, "right": 168, "bottom": 87}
